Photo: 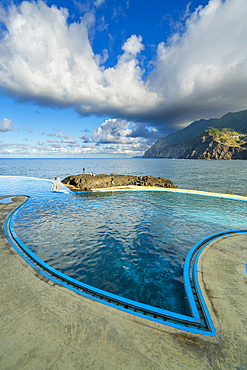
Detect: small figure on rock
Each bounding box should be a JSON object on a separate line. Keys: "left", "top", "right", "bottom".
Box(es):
{"left": 54, "top": 176, "right": 61, "bottom": 190}
{"left": 57, "top": 176, "right": 61, "bottom": 190}
{"left": 82, "top": 168, "right": 85, "bottom": 174}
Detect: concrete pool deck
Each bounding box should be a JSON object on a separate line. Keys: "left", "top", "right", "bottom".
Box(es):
{"left": 0, "top": 196, "right": 247, "bottom": 369}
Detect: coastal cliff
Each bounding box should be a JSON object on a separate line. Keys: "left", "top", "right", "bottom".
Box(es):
{"left": 185, "top": 128, "right": 247, "bottom": 159}
{"left": 62, "top": 174, "right": 177, "bottom": 191}
{"left": 143, "top": 109, "right": 247, "bottom": 159}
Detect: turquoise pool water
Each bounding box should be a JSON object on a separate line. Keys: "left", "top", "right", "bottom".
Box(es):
{"left": 1, "top": 176, "right": 247, "bottom": 316}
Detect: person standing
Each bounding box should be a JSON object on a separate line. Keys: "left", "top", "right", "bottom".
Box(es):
{"left": 57, "top": 176, "right": 61, "bottom": 190}
{"left": 83, "top": 168, "right": 85, "bottom": 174}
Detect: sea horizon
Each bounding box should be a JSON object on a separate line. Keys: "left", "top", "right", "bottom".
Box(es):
{"left": 1, "top": 157, "right": 247, "bottom": 197}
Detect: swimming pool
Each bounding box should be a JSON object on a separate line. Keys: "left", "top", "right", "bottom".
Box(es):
{"left": 2, "top": 176, "right": 247, "bottom": 335}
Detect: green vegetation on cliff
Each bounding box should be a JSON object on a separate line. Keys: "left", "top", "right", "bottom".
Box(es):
{"left": 143, "top": 109, "right": 247, "bottom": 159}
{"left": 185, "top": 128, "right": 247, "bottom": 159}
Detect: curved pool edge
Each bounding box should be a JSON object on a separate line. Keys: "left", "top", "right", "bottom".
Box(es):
{"left": 3, "top": 181, "right": 246, "bottom": 337}
{"left": 73, "top": 185, "right": 247, "bottom": 202}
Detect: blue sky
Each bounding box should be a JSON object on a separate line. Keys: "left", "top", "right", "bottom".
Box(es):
{"left": 0, "top": 0, "right": 247, "bottom": 157}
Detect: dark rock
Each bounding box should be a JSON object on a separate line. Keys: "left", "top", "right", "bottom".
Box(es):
{"left": 62, "top": 174, "right": 177, "bottom": 191}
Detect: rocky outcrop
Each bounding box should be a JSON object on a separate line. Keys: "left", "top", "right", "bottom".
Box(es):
{"left": 143, "top": 141, "right": 188, "bottom": 158}
{"left": 184, "top": 129, "right": 247, "bottom": 159}
{"left": 62, "top": 174, "right": 177, "bottom": 191}
{"left": 143, "top": 109, "right": 247, "bottom": 159}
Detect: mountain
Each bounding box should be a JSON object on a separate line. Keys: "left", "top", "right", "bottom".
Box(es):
{"left": 143, "top": 109, "right": 247, "bottom": 159}
{"left": 184, "top": 127, "right": 247, "bottom": 159}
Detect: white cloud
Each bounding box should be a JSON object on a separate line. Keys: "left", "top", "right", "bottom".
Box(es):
{"left": 79, "top": 140, "right": 148, "bottom": 156}
{"left": 79, "top": 134, "right": 90, "bottom": 143}
{"left": 50, "top": 143, "right": 62, "bottom": 149}
{"left": 148, "top": 0, "right": 247, "bottom": 126}
{"left": 121, "top": 35, "right": 144, "bottom": 57}
{"left": 0, "top": 2, "right": 158, "bottom": 119}
{"left": 1, "top": 150, "right": 13, "bottom": 155}
{"left": 0, "top": 118, "right": 19, "bottom": 132}
{"left": 38, "top": 140, "right": 44, "bottom": 145}
{"left": 68, "top": 143, "right": 80, "bottom": 147}
{"left": 94, "top": 0, "right": 105, "bottom": 8}
{"left": 89, "top": 118, "right": 160, "bottom": 155}
{"left": 91, "top": 118, "right": 162, "bottom": 147}
{"left": 92, "top": 119, "right": 132, "bottom": 143}
{"left": 0, "top": 0, "right": 247, "bottom": 132}
{"left": 47, "top": 133, "right": 56, "bottom": 137}
{"left": 61, "top": 135, "right": 77, "bottom": 143}
{"left": 0, "top": 142, "right": 15, "bottom": 148}
{"left": 16, "top": 143, "right": 28, "bottom": 149}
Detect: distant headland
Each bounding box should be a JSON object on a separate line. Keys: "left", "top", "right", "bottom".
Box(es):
{"left": 143, "top": 109, "right": 247, "bottom": 159}
{"left": 62, "top": 174, "right": 177, "bottom": 191}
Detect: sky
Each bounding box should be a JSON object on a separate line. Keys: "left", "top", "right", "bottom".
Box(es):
{"left": 0, "top": 0, "right": 247, "bottom": 158}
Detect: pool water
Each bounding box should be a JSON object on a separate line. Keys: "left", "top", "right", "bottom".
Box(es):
{"left": 1, "top": 176, "right": 247, "bottom": 316}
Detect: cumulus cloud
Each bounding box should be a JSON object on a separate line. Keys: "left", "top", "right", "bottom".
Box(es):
{"left": 47, "top": 133, "right": 56, "bottom": 137}
{"left": 92, "top": 119, "right": 132, "bottom": 143}
{"left": 90, "top": 118, "right": 159, "bottom": 155}
{"left": 61, "top": 135, "right": 77, "bottom": 143}
{"left": 79, "top": 134, "right": 90, "bottom": 143}
{"left": 0, "top": 142, "right": 15, "bottom": 148}
{"left": 0, "top": 0, "right": 247, "bottom": 133}
{"left": 1, "top": 150, "right": 12, "bottom": 155}
{"left": 50, "top": 143, "right": 62, "bottom": 148}
{"left": 91, "top": 118, "right": 162, "bottom": 147}
{"left": 0, "top": 118, "right": 19, "bottom": 132}
{"left": 147, "top": 0, "right": 247, "bottom": 127}
{"left": 78, "top": 140, "right": 149, "bottom": 156}
{"left": 0, "top": 1, "right": 158, "bottom": 120}
{"left": 16, "top": 143, "right": 28, "bottom": 149}
{"left": 127, "top": 122, "right": 163, "bottom": 146}
{"left": 0, "top": 133, "right": 148, "bottom": 157}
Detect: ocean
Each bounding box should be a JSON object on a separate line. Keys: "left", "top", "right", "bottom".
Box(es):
{"left": 0, "top": 157, "right": 247, "bottom": 196}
